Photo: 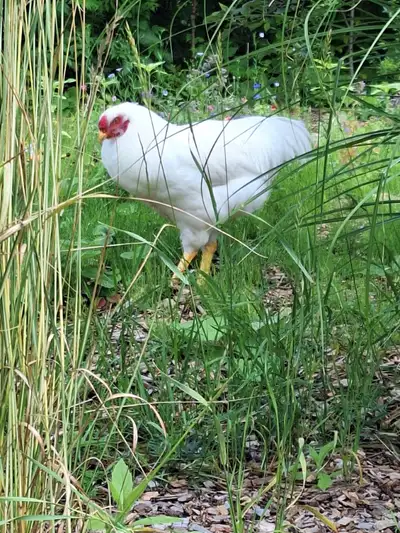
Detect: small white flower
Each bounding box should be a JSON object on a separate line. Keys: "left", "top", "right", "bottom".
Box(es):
{"left": 273, "top": 81, "right": 280, "bottom": 87}
{"left": 259, "top": 32, "right": 265, "bottom": 38}
{"left": 115, "top": 67, "right": 123, "bottom": 72}
{"left": 162, "top": 89, "right": 168, "bottom": 96}
{"left": 107, "top": 73, "right": 115, "bottom": 79}
{"left": 111, "top": 95, "right": 117, "bottom": 102}
{"left": 196, "top": 52, "right": 204, "bottom": 56}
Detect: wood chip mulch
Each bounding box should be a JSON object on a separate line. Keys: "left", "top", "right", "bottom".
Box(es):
{"left": 89, "top": 265, "right": 399, "bottom": 533}
{"left": 87, "top": 447, "right": 399, "bottom": 533}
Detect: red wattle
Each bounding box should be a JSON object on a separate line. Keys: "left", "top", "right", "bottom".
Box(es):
{"left": 98, "top": 115, "right": 108, "bottom": 130}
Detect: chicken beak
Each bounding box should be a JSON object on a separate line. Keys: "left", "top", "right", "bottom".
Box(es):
{"left": 98, "top": 131, "right": 107, "bottom": 143}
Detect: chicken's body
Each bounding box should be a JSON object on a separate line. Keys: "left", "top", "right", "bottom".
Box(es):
{"left": 99, "top": 103, "right": 311, "bottom": 280}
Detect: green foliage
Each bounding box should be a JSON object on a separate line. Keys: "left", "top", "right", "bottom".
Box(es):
{"left": 110, "top": 458, "right": 133, "bottom": 511}
{"left": 54, "top": 0, "right": 400, "bottom": 109}
{"left": 173, "top": 314, "right": 227, "bottom": 343}
{"left": 2, "top": 0, "right": 400, "bottom": 531}
{"left": 290, "top": 435, "right": 341, "bottom": 492}
{"left": 87, "top": 458, "right": 178, "bottom": 531}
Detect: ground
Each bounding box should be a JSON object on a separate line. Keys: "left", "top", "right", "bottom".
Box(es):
{"left": 109, "top": 447, "right": 399, "bottom": 533}
{"left": 89, "top": 265, "right": 400, "bottom": 533}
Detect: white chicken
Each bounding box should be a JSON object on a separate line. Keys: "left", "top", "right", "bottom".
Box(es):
{"left": 98, "top": 103, "right": 311, "bottom": 282}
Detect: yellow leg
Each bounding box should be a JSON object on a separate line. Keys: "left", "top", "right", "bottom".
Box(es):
{"left": 172, "top": 250, "right": 198, "bottom": 279}
{"left": 199, "top": 241, "right": 218, "bottom": 276}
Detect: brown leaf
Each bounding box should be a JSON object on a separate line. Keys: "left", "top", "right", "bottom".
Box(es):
{"left": 107, "top": 293, "right": 121, "bottom": 304}
{"left": 210, "top": 525, "right": 232, "bottom": 533}
{"left": 170, "top": 479, "right": 188, "bottom": 488}
{"left": 142, "top": 491, "right": 160, "bottom": 501}
{"left": 215, "top": 505, "right": 229, "bottom": 516}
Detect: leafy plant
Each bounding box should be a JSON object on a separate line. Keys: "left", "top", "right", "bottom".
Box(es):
{"left": 88, "top": 459, "right": 177, "bottom": 532}
{"left": 289, "top": 434, "right": 341, "bottom": 492}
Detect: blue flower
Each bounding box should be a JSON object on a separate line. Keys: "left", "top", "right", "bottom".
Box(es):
{"left": 253, "top": 82, "right": 261, "bottom": 89}
{"left": 162, "top": 89, "right": 168, "bottom": 96}
{"left": 253, "top": 93, "right": 261, "bottom": 100}
{"left": 273, "top": 81, "right": 280, "bottom": 88}
{"left": 205, "top": 72, "right": 211, "bottom": 78}
{"left": 107, "top": 73, "right": 115, "bottom": 79}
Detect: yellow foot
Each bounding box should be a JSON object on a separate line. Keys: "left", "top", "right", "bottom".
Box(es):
{"left": 171, "top": 250, "right": 198, "bottom": 285}
{"left": 199, "top": 241, "right": 218, "bottom": 280}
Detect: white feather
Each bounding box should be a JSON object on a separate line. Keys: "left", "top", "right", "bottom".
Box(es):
{"left": 100, "top": 103, "right": 311, "bottom": 253}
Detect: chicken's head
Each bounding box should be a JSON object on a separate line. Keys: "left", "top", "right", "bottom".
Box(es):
{"left": 98, "top": 107, "right": 130, "bottom": 143}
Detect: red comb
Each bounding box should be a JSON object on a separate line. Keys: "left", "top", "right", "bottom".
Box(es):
{"left": 98, "top": 115, "right": 108, "bottom": 130}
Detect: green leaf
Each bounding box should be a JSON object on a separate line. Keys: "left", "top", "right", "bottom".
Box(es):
{"left": 120, "top": 478, "right": 149, "bottom": 515}
{"left": 120, "top": 251, "right": 136, "bottom": 260}
{"left": 131, "top": 516, "right": 180, "bottom": 527}
{"left": 176, "top": 315, "right": 226, "bottom": 342}
{"left": 280, "top": 240, "right": 314, "bottom": 283}
{"left": 0, "top": 497, "right": 46, "bottom": 503}
{"left": 317, "top": 472, "right": 333, "bottom": 491}
{"left": 140, "top": 61, "right": 165, "bottom": 73}
{"left": 87, "top": 517, "right": 107, "bottom": 531}
{"left": 81, "top": 267, "right": 120, "bottom": 289}
{"left": 101, "top": 224, "right": 189, "bottom": 284}
{"left": 120, "top": 247, "right": 148, "bottom": 260}
{"left": 298, "top": 448, "right": 307, "bottom": 486}
{"left": 215, "top": 417, "right": 227, "bottom": 466}
{"left": 167, "top": 375, "right": 210, "bottom": 408}
{"left": 300, "top": 505, "right": 338, "bottom": 532}
{"left": 309, "top": 446, "right": 321, "bottom": 467}
{"left": 157, "top": 251, "right": 189, "bottom": 284}
{"left": 319, "top": 440, "right": 336, "bottom": 462}
{"left": 110, "top": 458, "right": 134, "bottom": 511}
{"left": 370, "top": 82, "right": 400, "bottom": 94}
{"left": 0, "top": 515, "right": 74, "bottom": 526}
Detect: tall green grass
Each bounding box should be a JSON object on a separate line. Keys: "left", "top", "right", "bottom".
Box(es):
{"left": 1, "top": 1, "right": 400, "bottom": 532}
{"left": 0, "top": 1, "right": 127, "bottom": 530}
